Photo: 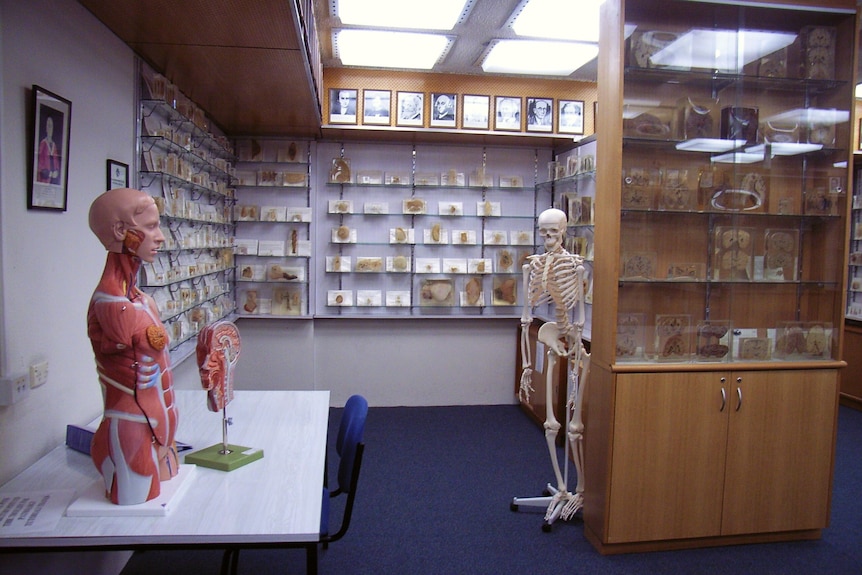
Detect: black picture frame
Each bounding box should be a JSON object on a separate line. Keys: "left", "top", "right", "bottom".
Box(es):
{"left": 462, "top": 94, "right": 490, "bottom": 130}
{"left": 526, "top": 97, "right": 554, "bottom": 133}
{"left": 362, "top": 89, "right": 391, "bottom": 126}
{"left": 396, "top": 91, "right": 424, "bottom": 127}
{"left": 558, "top": 99, "right": 585, "bottom": 135}
{"left": 329, "top": 88, "right": 358, "bottom": 125}
{"left": 29, "top": 85, "right": 71, "bottom": 211}
{"left": 430, "top": 92, "right": 457, "bottom": 128}
{"left": 107, "top": 159, "right": 129, "bottom": 190}
{"left": 494, "top": 96, "right": 521, "bottom": 132}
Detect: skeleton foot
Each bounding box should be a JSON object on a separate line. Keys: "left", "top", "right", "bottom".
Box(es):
{"left": 560, "top": 493, "right": 583, "bottom": 521}
{"left": 543, "top": 490, "right": 571, "bottom": 523}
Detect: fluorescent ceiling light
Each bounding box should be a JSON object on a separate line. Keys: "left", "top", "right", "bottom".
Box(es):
{"left": 711, "top": 151, "right": 764, "bottom": 164}
{"left": 334, "top": 0, "right": 469, "bottom": 30}
{"left": 745, "top": 143, "right": 823, "bottom": 156}
{"left": 335, "top": 29, "right": 452, "bottom": 69}
{"left": 765, "top": 108, "right": 850, "bottom": 126}
{"left": 512, "top": 0, "right": 601, "bottom": 42}
{"left": 482, "top": 39, "right": 598, "bottom": 76}
{"left": 676, "top": 138, "right": 746, "bottom": 152}
{"left": 649, "top": 29, "right": 797, "bottom": 71}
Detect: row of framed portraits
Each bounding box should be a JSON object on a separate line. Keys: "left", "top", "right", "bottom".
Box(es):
{"left": 328, "top": 88, "right": 585, "bottom": 135}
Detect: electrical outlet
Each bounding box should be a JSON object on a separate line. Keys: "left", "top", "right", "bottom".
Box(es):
{"left": 0, "top": 374, "right": 31, "bottom": 405}
{"left": 30, "top": 361, "right": 49, "bottom": 388}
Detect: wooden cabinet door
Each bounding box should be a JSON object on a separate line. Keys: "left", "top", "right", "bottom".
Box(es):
{"left": 607, "top": 371, "right": 729, "bottom": 543}
{"left": 721, "top": 369, "right": 838, "bottom": 535}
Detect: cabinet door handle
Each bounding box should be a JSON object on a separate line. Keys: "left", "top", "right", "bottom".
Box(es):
{"left": 736, "top": 386, "right": 743, "bottom": 411}
{"left": 720, "top": 387, "right": 727, "bottom": 412}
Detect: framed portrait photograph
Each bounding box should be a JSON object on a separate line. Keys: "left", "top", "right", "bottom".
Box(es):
{"left": 462, "top": 94, "right": 490, "bottom": 130}
{"left": 29, "top": 85, "right": 71, "bottom": 211}
{"left": 430, "top": 92, "right": 457, "bottom": 128}
{"left": 363, "top": 89, "right": 391, "bottom": 126}
{"left": 559, "top": 99, "right": 585, "bottom": 135}
{"left": 329, "top": 88, "right": 357, "bottom": 125}
{"left": 494, "top": 96, "right": 521, "bottom": 131}
{"left": 107, "top": 159, "right": 129, "bottom": 190}
{"left": 526, "top": 97, "right": 554, "bottom": 132}
{"left": 396, "top": 91, "right": 424, "bottom": 127}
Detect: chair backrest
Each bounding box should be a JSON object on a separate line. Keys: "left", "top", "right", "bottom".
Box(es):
{"left": 324, "top": 394, "right": 368, "bottom": 544}
{"left": 335, "top": 394, "right": 368, "bottom": 494}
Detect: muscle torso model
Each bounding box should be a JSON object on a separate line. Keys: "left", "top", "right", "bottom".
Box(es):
{"left": 87, "top": 188, "right": 178, "bottom": 505}
{"left": 517, "top": 208, "right": 590, "bottom": 526}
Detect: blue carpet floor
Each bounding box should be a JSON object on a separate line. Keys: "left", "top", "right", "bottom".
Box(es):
{"left": 121, "top": 403, "right": 862, "bottom": 574}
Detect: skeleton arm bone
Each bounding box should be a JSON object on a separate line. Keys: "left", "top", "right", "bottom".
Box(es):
{"left": 519, "top": 262, "right": 535, "bottom": 402}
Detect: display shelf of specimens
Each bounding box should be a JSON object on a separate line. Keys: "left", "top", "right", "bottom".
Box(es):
{"left": 534, "top": 135, "right": 597, "bottom": 341}
{"left": 137, "top": 63, "right": 237, "bottom": 362}
{"left": 232, "top": 138, "right": 313, "bottom": 318}
{"left": 610, "top": 9, "right": 850, "bottom": 365}
{"left": 848, "top": 159, "right": 862, "bottom": 321}
{"left": 314, "top": 141, "right": 550, "bottom": 317}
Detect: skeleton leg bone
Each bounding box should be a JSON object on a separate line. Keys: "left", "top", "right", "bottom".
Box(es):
{"left": 511, "top": 321, "right": 578, "bottom": 527}
{"left": 560, "top": 349, "right": 589, "bottom": 520}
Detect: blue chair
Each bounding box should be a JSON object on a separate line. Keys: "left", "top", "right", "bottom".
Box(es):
{"left": 221, "top": 394, "right": 368, "bottom": 575}
{"left": 321, "top": 394, "right": 368, "bottom": 547}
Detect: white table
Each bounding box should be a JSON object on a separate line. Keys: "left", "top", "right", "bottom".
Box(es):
{"left": 0, "top": 390, "right": 330, "bottom": 573}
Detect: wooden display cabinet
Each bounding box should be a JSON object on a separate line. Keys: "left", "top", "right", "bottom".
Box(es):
{"left": 586, "top": 0, "right": 854, "bottom": 554}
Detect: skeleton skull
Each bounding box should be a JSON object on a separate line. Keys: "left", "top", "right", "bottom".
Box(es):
{"left": 537, "top": 208, "right": 567, "bottom": 252}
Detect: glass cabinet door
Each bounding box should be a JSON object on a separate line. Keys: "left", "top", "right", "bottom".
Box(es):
{"left": 615, "top": 0, "right": 853, "bottom": 364}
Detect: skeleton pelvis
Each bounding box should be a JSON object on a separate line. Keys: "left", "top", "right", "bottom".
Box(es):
{"left": 538, "top": 322, "right": 568, "bottom": 356}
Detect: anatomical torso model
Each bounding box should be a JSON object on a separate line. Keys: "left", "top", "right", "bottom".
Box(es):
{"left": 87, "top": 188, "right": 179, "bottom": 505}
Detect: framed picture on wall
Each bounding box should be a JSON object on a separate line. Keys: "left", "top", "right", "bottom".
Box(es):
{"left": 329, "top": 88, "right": 357, "bottom": 124}
{"left": 106, "top": 159, "right": 129, "bottom": 190}
{"left": 559, "top": 99, "right": 585, "bottom": 135}
{"left": 29, "top": 85, "right": 71, "bottom": 211}
{"left": 494, "top": 96, "right": 521, "bottom": 131}
{"left": 462, "top": 94, "right": 490, "bottom": 130}
{"left": 362, "top": 89, "right": 391, "bottom": 126}
{"left": 396, "top": 92, "right": 424, "bottom": 127}
{"left": 526, "top": 97, "right": 554, "bottom": 132}
{"left": 429, "top": 92, "right": 457, "bottom": 128}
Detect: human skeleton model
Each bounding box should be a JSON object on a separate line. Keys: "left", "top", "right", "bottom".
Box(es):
{"left": 196, "top": 320, "right": 241, "bottom": 453}
{"left": 88, "top": 188, "right": 179, "bottom": 505}
{"left": 516, "top": 208, "right": 590, "bottom": 525}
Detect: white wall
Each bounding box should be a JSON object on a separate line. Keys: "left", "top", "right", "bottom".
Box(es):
{"left": 0, "top": 0, "right": 137, "bottom": 485}
{"left": 223, "top": 317, "right": 519, "bottom": 407}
